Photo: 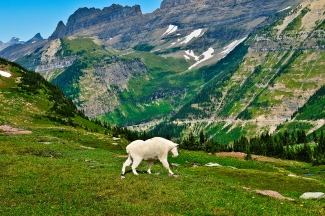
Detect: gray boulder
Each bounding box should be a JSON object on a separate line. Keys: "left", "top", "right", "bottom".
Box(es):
{"left": 300, "top": 192, "right": 325, "bottom": 199}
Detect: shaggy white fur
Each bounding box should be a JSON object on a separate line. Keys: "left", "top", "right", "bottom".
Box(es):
{"left": 121, "top": 137, "right": 179, "bottom": 176}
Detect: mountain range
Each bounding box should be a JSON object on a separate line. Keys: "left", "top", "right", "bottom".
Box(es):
{"left": 1, "top": 0, "right": 325, "bottom": 142}
{"left": 0, "top": 33, "right": 44, "bottom": 52}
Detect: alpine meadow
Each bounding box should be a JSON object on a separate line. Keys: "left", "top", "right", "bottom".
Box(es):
{"left": 1, "top": 0, "right": 325, "bottom": 215}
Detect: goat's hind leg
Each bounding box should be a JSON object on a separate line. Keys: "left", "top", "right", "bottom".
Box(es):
{"left": 131, "top": 156, "right": 143, "bottom": 175}
{"left": 122, "top": 155, "right": 132, "bottom": 175}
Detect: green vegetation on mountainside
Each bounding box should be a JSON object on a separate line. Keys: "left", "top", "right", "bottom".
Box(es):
{"left": 293, "top": 85, "right": 325, "bottom": 120}
{"left": 58, "top": 37, "right": 109, "bottom": 59}
{"left": 16, "top": 50, "right": 43, "bottom": 71}
{"left": 0, "top": 57, "right": 111, "bottom": 133}
{"left": 171, "top": 41, "right": 250, "bottom": 120}
{"left": 284, "top": 7, "right": 310, "bottom": 32}
{"left": 51, "top": 60, "right": 86, "bottom": 99}
{"left": 100, "top": 51, "right": 209, "bottom": 125}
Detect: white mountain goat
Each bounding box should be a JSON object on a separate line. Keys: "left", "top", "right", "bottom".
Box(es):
{"left": 121, "top": 137, "right": 179, "bottom": 176}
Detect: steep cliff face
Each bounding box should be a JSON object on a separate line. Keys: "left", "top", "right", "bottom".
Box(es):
{"left": 160, "top": 0, "right": 191, "bottom": 9}
{"left": 35, "top": 56, "right": 78, "bottom": 73}
{"left": 94, "top": 58, "right": 147, "bottom": 88}
{"left": 49, "top": 4, "right": 142, "bottom": 41}
{"left": 76, "top": 58, "right": 148, "bottom": 117}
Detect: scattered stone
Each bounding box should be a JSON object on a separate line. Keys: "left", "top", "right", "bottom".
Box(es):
{"left": 111, "top": 142, "right": 119, "bottom": 145}
{"left": 192, "top": 164, "right": 198, "bottom": 167}
{"left": 300, "top": 192, "right": 325, "bottom": 199}
{"left": 171, "top": 163, "right": 180, "bottom": 167}
{"left": 113, "top": 137, "right": 120, "bottom": 141}
{"left": 81, "top": 145, "right": 95, "bottom": 150}
{"left": 205, "top": 162, "right": 222, "bottom": 167}
{"left": 120, "top": 176, "right": 125, "bottom": 180}
{"left": 169, "top": 174, "right": 180, "bottom": 178}
{"left": 89, "top": 166, "right": 96, "bottom": 169}
{"left": 227, "top": 166, "right": 237, "bottom": 169}
{"left": 85, "top": 159, "right": 90, "bottom": 163}
{"left": 287, "top": 174, "right": 296, "bottom": 177}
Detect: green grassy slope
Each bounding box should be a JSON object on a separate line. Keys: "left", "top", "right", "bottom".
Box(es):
{"left": 0, "top": 57, "right": 113, "bottom": 133}
{"left": 1, "top": 130, "right": 325, "bottom": 215}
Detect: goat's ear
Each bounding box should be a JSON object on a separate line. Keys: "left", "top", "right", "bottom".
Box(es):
{"left": 175, "top": 144, "right": 179, "bottom": 147}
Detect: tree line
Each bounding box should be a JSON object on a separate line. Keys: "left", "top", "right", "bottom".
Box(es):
{"left": 179, "top": 129, "right": 325, "bottom": 165}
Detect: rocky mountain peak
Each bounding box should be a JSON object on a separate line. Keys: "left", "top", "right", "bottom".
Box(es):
{"left": 33, "top": 33, "right": 43, "bottom": 40}
{"left": 49, "top": 21, "right": 66, "bottom": 40}
{"left": 25, "top": 33, "right": 44, "bottom": 44}
{"left": 160, "top": 0, "right": 191, "bottom": 9}
{"left": 49, "top": 4, "right": 142, "bottom": 41}
{"left": 9, "top": 37, "right": 24, "bottom": 44}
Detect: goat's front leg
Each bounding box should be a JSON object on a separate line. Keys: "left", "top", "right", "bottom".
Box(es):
{"left": 159, "top": 158, "right": 174, "bottom": 175}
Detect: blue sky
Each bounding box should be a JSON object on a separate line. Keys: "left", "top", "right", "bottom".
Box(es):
{"left": 0, "top": 0, "right": 162, "bottom": 42}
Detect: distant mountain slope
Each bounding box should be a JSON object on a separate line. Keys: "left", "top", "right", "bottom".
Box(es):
{"left": 156, "top": 0, "right": 325, "bottom": 142}
{"left": 0, "top": 57, "right": 94, "bottom": 129}
{"left": 0, "top": 37, "right": 25, "bottom": 51}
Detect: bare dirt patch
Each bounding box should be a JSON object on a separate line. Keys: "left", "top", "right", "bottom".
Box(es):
{"left": 243, "top": 187, "right": 294, "bottom": 200}
{"left": 0, "top": 125, "right": 32, "bottom": 135}
{"left": 215, "top": 152, "right": 289, "bottom": 163}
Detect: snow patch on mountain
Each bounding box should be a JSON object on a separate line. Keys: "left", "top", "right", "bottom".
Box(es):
{"left": 0, "top": 70, "right": 12, "bottom": 78}
{"left": 277, "top": 6, "right": 291, "bottom": 13}
{"left": 220, "top": 37, "right": 247, "bottom": 56}
{"left": 184, "top": 55, "right": 190, "bottom": 60}
{"left": 180, "top": 29, "right": 204, "bottom": 44}
{"left": 185, "top": 50, "right": 200, "bottom": 61}
{"left": 162, "top": 25, "right": 178, "bottom": 36}
{"left": 185, "top": 47, "right": 215, "bottom": 70}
